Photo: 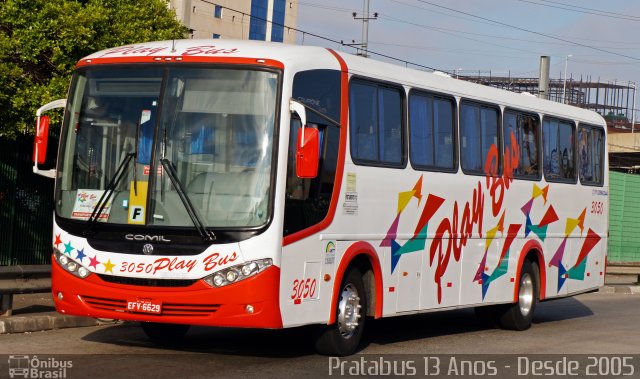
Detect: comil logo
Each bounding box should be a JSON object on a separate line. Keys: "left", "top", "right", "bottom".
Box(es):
{"left": 8, "top": 355, "right": 72, "bottom": 378}
{"left": 125, "top": 234, "right": 171, "bottom": 242}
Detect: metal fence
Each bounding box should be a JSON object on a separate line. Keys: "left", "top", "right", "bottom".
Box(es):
{"left": 608, "top": 171, "right": 640, "bottom": 263}
{"left": 0, "top": 135, "right": 55, "bottom": 265}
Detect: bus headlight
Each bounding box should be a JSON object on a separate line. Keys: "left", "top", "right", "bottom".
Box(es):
{"left": 203, "top": 258, "right": 272, "bottom": 288}
{"left": 54, "top": 250, "right": 92, "bottom": 279}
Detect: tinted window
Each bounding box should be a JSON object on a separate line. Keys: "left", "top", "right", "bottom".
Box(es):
{"left": 578, "top": 125, "right": 604, "bottom": 185}
{"left": 504, "top": 110, "right": 540, "bottom": 179}
{"left": 349, "top": 80, "right": 404, "bottom": 166}
{"left": 379, "top": 87, "right": 403, "bottom": 164}
{"left": 543, "top": 118, "right": 575, "bottom": 181}
{"left": 283, "top": 120, "right": 339, "bottom": 236}
{"left": 284, "top": 70, "right": 342, "bottom": 236}
{"left": 409, "top": 92, "right": 455, "bottom": 170}
{"left": 293, "top": 70, "right": 341, "bottom": 123}
{"left": 460, "top": 102, "right": 499, "bottom": 174}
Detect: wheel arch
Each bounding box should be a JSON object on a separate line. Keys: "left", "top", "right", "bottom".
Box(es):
{"left": 514, "top": 239, "right": 547, "bottom": 302}
{"left": 329, "top": 241, "right": 383, "bottom": 324}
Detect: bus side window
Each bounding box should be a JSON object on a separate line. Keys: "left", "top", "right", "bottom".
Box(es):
{"left": 409, "top": 92, "right": 455, "bottom": 171}
{"left": 543, "top": 118, "right": 575, "bottom": 182}
{"left": 350, "top": 82, "right": 378, "bottom": 161}
{"left": 503, "top": 110, "right": 540, "bottom": 179}
{"left": 460, "top": 101, "right": 500, "bottom": 175}
{"left": 578, "top": 125, "right": 604, "bottom": 186}
{"left": 349, "top": 79, "right": 404, "bottom": 167}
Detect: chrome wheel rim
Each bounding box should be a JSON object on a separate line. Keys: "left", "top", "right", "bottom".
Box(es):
{"left": 519, "top": 273, "right": 534, "bottom": 316}
{"left": 337, "top": 283, "right": 362, "bottom": 338}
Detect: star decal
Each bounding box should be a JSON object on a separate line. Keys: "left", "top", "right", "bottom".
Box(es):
{"left": 88, "top": 255, "right": 100, "bottom": 270}
{"left": 103, "top": 259, "right": 115, "bottom": 273}
{"left": 76, "top": 248, "right": 86, "bottom": 262}
{"left": 54, "top": 234, "right": 62, "bottom": 248}
{"left": 63, "top": 241, "right": 74, "bottom": 255}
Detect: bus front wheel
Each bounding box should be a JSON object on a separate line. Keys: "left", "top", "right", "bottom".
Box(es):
{"left": 315, "top": 267, "right": 367, "bottom": 356}
{"left": 140, "top": 322, "right": 190, "bottom": 342}
{"left": 499, "top": 259, "right": 539, "bottom": 331}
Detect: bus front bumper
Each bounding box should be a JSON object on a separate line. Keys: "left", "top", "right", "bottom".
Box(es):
{"left": 52, "top": 259, "right": 283, "bottom": 328}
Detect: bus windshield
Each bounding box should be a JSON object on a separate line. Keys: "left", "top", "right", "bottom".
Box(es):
{"left": 56, "top": 66, "right": 279, "bottom": 229}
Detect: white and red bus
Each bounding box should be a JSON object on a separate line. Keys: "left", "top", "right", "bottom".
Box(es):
{"left": 34, "top": 39, "right": 608, "bottom": 356}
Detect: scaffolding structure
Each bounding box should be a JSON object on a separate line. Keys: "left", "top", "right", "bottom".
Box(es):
{"left": 454, "top": 71, "right": 636, "bottom": 131}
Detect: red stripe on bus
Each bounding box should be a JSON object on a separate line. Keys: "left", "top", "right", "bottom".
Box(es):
{"left": 329, "top": 241, "right": 383, "bottom": 324}
{"left": 514, "top": 240, "right": 547, "bottom": 302}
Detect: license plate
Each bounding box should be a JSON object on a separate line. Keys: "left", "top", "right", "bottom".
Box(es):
{"left": 126, "top": 299, "right": 162, "bottom": 314}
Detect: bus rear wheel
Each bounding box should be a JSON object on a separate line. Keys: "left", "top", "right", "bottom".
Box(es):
{"left": 499, "top": 259, "right": 539, "bottom": 331}
{"left": 140, "top": 322, "right": 190, "bottom": 342}
{"left": 315, "top": 267, "right": 367, "bottom": 356}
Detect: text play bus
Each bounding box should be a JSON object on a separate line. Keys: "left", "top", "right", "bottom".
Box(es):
{"left": 33, "top": 39, "right": 608, "bottom": 356}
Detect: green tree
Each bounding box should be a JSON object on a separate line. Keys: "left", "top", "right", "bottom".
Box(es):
{"left": 0, "top": 0, "right": 188, "bottom": 139}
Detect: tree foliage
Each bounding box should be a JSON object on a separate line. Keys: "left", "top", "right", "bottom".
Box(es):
{"left": 0, "top": 0, "right": 188, "bottom": 139}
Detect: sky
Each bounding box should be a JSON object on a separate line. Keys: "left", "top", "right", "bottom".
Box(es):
{"left": 295, "top": 0, "right": 640, "bottom": 86}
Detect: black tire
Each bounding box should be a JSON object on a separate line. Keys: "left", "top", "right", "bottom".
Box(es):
{"left": 140, "top": 322, "right": 190, "bottom": 342}
{"left": 499, "top": 260, "right": 539, "bottom": 331}
{"left": 315, "top": 267, "right": 367, "bottom": 356}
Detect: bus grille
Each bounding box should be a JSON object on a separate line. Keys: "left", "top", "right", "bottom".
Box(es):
{"left": 97, "top": 274, "right": 198, "bottom": 288}
{"left": 80, "top": 295, "right": 221, "bottom": 317}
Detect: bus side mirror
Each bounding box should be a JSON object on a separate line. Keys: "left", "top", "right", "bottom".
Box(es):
{"left": 290, "top": 99, "right": 319, "bottom": 178}
{"left": 33, "top": 98, "right": 66, "bottom": 179}
{"left": 296, "top": 127, "right": 319, "bottom": 178}
{"left": 33, "top": 115, "right": 50, "bottom": 165}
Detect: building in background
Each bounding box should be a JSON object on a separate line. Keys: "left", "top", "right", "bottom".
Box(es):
{"left": 169, "top": 0, "right": 298, "bottom": 43}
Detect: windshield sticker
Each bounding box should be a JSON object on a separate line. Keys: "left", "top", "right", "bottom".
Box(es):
{"left": 143, "top": 165, "right": 163, "bottom": 176}
{"left": 71, "top": 190, "right": 111, "bottom": 221}
{"left": 128, "top": 181, "right": 148, "bottom": 225}
{"left": 140, "top": 109, "right": 151, "bottom": 124}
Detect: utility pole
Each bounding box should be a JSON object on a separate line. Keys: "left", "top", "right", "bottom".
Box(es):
{"left": 632, "top": 82, "right": 637, "bottom": 140}
{"left": 351, "top": 0, "right": 377, "bottom": 57}
{"left": 538, "top": 56, "right": 550, "bottom": 100}
{"left": 563, "top": 54, "right": 572, "bottom": 104}
{"left": 361, "top": 0, "right": 370, "bottom": 57}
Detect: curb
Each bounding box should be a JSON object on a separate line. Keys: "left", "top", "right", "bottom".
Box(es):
{"left": 0, "top": 314, "right": 100, "bottom": 334}
{"left": 599, "top": 285, "right": 640, "bottom": 294}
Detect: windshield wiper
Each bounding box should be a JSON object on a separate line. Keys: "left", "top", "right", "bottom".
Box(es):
{"left": 84, "top": 152, "right": 135, "bottom": 235}
{"left": 160, "top": 158, "right": 216, "bottom": 241}
{"left": 85, "top": 120, "right": 141, "bottom": 234}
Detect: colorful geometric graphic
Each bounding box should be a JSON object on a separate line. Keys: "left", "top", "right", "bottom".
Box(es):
{"left": 381, "top": 176, "right": 446, "bottom": 273}
{"left": 521, "top": 184, "right": 558, "bottom": 241}
{"left": 377, "top": 173, "right": 603, "bottom": 303}
{"left": 474, "top": 216, "right": 522, "bottom": 299}
{"left": 548, "top": 213, "right": 600, "bottom": 292}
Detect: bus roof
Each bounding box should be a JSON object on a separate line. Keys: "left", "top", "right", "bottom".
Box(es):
{"left": 83, "top": 39, "right": 605, "bottom": 127}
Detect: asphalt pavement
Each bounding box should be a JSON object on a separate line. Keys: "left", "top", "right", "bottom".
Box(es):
{"left": 0, "top": 275, "right": 638, "bottom": 334}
